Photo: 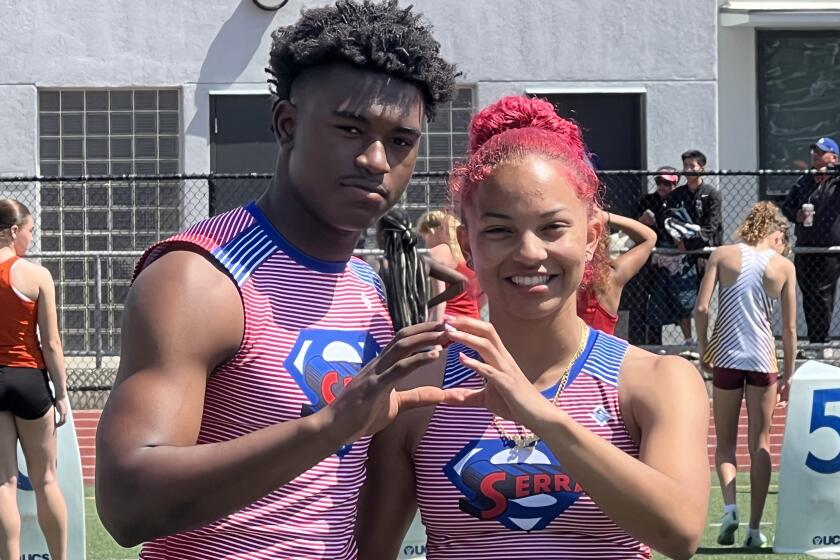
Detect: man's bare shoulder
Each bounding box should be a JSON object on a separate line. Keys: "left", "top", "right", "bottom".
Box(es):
{"left": 123, "top": 249, "right": 244, "bottom": 370}
{"left": 134, "top": 248, "right": 232, "bottom": 289}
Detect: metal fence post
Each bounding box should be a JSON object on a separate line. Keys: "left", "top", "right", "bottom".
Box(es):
{"left": 94, "top": 255, "right": 103, "bottom": 369}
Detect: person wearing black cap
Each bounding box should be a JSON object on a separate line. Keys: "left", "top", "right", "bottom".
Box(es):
{"left": 781, "top": 136, "right": 840, "bottom": 345}
{"left": 626, "top": 167, "right": 680, "bottom": 346}
{"left": 640, "top": 166, "right": 680, "bottom": 235}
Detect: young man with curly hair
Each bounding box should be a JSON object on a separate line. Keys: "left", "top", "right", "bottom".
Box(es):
{"left": 95, "top": 2, "right": 457, "bottom": 558}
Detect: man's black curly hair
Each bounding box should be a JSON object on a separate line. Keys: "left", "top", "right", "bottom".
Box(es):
{"left": 267, "top": 0, "right": 458, "bottom": 119}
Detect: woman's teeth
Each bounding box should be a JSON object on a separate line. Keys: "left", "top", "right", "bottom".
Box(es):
{"left": 510, "top": 275, "right": 550, "bottom": 287}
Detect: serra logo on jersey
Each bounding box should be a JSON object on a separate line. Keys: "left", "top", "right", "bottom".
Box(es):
{"left": 285, "top": 330, "right": 381, "bottom": 455}
{"left": 285, "top": 328, "right": 381, "bottom": 414}
{"left": 444, "top": 439, "right": 584, "bottom": 532}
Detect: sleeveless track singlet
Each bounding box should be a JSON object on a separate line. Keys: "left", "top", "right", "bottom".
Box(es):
{"left": 413, "top": 328, "right": 650, "bottom": 559}
{"left": 706, "top": 244, "right": 778, "bottom": 374}
{"left": 0, "top": 256, "right": 44, "bottom": 369}
{"left": 577, "top": 288, "right": 619, "bottom": 335}
{"left": 137, "top": 202, "right": 393, "bottom": 560}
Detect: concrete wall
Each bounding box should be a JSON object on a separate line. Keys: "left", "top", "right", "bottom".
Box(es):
{"left": 717, "top": 25, "right": 759, "bottom": 238}
{"left": 420, "top": 0, "right": 719, "bottom": 170}
{"left": 0, "top": 0, "right": 719, "bottom": 177}
{"left": 0, "top": 0, "right": 305, "bottom": 175}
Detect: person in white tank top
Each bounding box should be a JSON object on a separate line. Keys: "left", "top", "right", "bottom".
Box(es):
{"left": 694, "top": 201, "right": 796, "bottom": 548}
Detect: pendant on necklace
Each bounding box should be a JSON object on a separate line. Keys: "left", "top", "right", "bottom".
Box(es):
{"left": 509, "top": 433, "right": 539, "bottom": 449}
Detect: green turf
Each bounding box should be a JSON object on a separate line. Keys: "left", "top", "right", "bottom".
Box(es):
{"left": 85, "top": 473, "right": 814, "bottom": 559}
{"left": 652, "top": 472, "right": 809, "bottom": 560}
{"left": 84, "top": 486, "right": 140, "bottom": 560}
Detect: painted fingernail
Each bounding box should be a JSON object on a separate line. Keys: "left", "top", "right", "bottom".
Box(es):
{"left": 444, "top": 323, "right": 458, "bottom": 333}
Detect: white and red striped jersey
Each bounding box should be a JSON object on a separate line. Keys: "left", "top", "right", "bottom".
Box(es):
{"left": 135, "top": 202, "right": 393, "bottom": 560}
{"left": 705, "top": 243, "right": 779, "bottom": 373}
{"left": 414, "top": 328, "right": 651, "bottom": 559}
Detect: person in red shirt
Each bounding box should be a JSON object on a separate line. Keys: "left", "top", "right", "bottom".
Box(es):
{"left": 577, "top": 210, "right": 656, "bottom": 335}
{"left": 0, "top": 199, "right": 69, "bottom": 560}
{"left": 417, "top": 210, "right": 483, "bottom": 320}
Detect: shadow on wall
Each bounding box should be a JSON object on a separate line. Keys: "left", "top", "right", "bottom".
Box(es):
{"left": 186, "top": 0, "right": 279, "bottom": 138}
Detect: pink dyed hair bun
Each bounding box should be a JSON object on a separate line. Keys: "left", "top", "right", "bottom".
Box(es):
{"left": 450, "top": 95, "right": 605, "bottom": 288}
{"left": 468, "top": 96, "right": 585, "bottom": 158}
{"left": 451, "top": 96, "right": 596, "bottom": 206}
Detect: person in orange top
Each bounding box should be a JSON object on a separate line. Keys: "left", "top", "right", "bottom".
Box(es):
{"left": 0, "top": 199, "right": 68, "bottom": 560}
{"left": 417, "top": 210, "right": 483, "bottom": 320}
{"left": 577, "top": 210, "right": 657, "bottom": 335}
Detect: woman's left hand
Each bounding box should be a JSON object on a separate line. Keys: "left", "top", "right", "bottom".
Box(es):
{"left": 441, "top": 315, "right": 558, "bottom": 428}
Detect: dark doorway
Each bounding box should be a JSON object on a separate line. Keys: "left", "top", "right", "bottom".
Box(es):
{"left": 209, "top": 94, "right": 278, "bottom": 214}
{"left": 532, "top": 92, "right": 646, "bottom": 217}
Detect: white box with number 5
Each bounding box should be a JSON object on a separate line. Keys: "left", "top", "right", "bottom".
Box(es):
{"left": 775, "top": 360, "right": 840, "bottom": 554}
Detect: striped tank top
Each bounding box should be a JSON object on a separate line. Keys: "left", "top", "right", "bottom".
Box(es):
{"left": 706, "top": 244, "right": 778, "bottom": 373}
{"left": 136, "top": 202, "right": 393, "bottom": 560}
{"left": 414, "top": 328, "right": 651, "bottom": 559}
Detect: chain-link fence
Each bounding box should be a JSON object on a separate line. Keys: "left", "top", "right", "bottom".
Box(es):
{"left": 2, "top": 170, "right": 839, "bottom": 408}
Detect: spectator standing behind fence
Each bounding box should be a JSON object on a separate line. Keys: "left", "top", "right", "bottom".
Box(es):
{"left": 416, "top": 210, "right": 482, "bottom": 320}
{"left": 670, "top": 150, "right": 723, "bottom": 277}
{"left": 781, "top": 137, "right": 840, "bottom": 346}
{"left": 578, "top": 210, "right": 656, "bottom": 335}
{"left": 646, "top": 185, "right": 699, "bottom": 348}
{"left": 665, "top": 150, "right": 722, "bottom": 352}
{"left": 627, "top": 166, "right": 679, "bottom": 345}
{"left": 0, "top": 199, "right": 69, "bottom": 560}
{"left": 694, "top": 202, "right": 796, "bottom": 549}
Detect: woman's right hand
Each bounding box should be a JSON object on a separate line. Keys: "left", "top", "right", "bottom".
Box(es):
{"left": 440, "top": 316, "right": 561, "bottom": 429}
{"left": 54, "top": 395, "right": 69, "bottom": 427}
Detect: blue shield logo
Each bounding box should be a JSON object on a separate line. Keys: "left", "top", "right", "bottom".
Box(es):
{"left": 285, "top": 329, "right": 381, "bottom": 455}
{"left": 444, "top": 439, "right": 583, "bottom": 531}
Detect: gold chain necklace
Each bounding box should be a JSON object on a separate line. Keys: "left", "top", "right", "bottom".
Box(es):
{"left": 491, "top": 320, "right": 588, "bottom": 449}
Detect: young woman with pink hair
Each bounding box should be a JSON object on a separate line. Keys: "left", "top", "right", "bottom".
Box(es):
{"left": 356, "top": 96, "right": 709, "bottom": 559}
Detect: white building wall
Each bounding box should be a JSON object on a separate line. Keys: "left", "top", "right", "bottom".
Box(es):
{"left": 718, "top": 26, "right": 758, "bottom": 172}
{"left": 717, "top": 25, "right": 759, "bottom": 240}
{"left": 0, "top": 0, "right": 718, "bottom": 177}
{"left": 421, "top": 0, "right": 719, "bottom": 170}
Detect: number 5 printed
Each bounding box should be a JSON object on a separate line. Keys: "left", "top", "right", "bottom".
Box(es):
{"left": 806, "top": 388, "right": 840, "bottom": 474}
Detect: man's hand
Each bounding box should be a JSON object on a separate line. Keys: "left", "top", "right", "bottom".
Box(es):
{"left": 325, "top": 322, "right": 449, "bottom": 445}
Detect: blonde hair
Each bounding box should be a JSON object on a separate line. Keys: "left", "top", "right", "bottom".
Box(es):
{"left": 416, "top": 209, "right": 463, "bottom": 262}
{"left": 736, "top": 201, "right": 790, "bottom": 247}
